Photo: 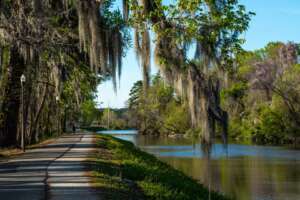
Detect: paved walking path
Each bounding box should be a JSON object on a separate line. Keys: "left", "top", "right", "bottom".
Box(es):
{"left": 0, "top": 133, "right": 102, "bottom": 200}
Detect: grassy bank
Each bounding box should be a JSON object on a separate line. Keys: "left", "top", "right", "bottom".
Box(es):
{"left": 93, "top": 134, "right": 229, "bottom": 200}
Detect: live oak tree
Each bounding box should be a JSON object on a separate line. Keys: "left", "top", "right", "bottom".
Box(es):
{"left": 126, "top": 0, "right": 253, "bottom": 144}
{"left": 0, "top": 0, "right": 128, "bottom": 147}
{"left": 0, "top": 0, "right": 252, "bottom": 148}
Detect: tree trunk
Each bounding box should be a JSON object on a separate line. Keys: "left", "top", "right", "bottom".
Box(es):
{"left": 0, "top": 47, "right": 25, "bottom": 147}
{"left": 30, "top": 84, "right": 48, "bottom": 143}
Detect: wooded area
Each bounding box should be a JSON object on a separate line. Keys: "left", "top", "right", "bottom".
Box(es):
{"left": 1, "top": 0, "right": 299, "bottom": 148}
{"left": 0, "top": 0, "right": 128, "bottom": 147}
{"left": 124, "top": 42, "right": 300, "bottom": 146}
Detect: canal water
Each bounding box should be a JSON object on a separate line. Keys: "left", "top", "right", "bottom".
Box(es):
{"left": 98, "top": 130, "right": 300, "bottom": 200}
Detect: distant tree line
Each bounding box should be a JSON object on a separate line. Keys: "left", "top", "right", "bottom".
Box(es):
{"left": 222, "top": 42, "right": 300, "bottom": 145}
{"left": 126, "top": 42, "right": 300, "bottom": 146}
{"left": 127, "top": 74, "right": 194, "bottom": 136}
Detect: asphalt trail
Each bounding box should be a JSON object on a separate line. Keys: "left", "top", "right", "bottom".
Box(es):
{"left": 0, "top": 133, "right": 102, "bottom": 200}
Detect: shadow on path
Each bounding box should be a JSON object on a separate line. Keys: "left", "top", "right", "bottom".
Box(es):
{"left": 0, "top": 133, "right": 103, "bottom": 200}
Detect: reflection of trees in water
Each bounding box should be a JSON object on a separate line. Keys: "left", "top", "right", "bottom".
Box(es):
{"left": 163, "top": 155, "right": 299, "bottom": 200}
{"left": 135, "top": 135, "right": 299, "bottom": 199}
{"left": 199, "top": 142, "right": 227, "bottom": 199}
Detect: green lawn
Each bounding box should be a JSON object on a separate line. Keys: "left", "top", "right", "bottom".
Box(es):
{"left": 93, "top": 134, "right": 229, "bottom": 200}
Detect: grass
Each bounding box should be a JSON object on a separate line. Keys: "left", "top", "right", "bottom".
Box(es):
{"left": 94, "top": 134, "right": 229, "bottom": 200}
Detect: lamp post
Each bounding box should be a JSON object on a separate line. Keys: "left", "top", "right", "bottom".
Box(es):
{"left": 20, "top": 74, "right": 26, "bottom": 152}
{"left": 63, "top": 104, "right": 69, "bottom": 133}
{"left": 56, "top": 96, "right": 60, "bottom": 135}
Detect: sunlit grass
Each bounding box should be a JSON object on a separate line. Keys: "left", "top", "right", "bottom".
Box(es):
{"left": 94, "top": 134, "right": 230, "bottom": 200}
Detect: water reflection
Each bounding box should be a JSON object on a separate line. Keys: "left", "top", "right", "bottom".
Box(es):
{"left": 98, "top": 130, "right": 300, "bottom": 200}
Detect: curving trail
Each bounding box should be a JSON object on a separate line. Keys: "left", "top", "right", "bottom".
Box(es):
{"left": 0, "top": 133, "right": 102, "bottom": 200}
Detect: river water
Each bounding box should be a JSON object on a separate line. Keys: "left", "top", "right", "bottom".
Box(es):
{"left": 98, "top": 130, "right": 300, "bottom": 200}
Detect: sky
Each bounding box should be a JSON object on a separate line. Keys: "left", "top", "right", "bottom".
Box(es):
{"left": 96, "top": 0, "right": 300, "bottom": 108}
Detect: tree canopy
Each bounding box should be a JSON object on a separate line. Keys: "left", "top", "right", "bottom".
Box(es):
{"left": 0, "top": 0, "right": 255, "bottom": 147}
{"left": 0, "top": 0, "right": 128, "bottom": 146}
{"left": 127, "top": 0, "right": 253, "bottom": 144}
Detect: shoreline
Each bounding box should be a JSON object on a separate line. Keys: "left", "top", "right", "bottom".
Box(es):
{"left": 93, "top": 134, "right": 229, "bottom": 200}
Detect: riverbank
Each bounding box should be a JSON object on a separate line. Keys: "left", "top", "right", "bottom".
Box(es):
{"left": 93, "top": 134, "right": 228, "bottom": 200}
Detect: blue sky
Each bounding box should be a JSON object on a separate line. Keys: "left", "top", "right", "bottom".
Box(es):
{"left": 96, "top": 0, "right": 300, "bottom": 108}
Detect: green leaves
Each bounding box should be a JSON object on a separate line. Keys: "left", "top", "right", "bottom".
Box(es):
{"left": 127, "top": 73, "right": 193, "bottom": 135}
{"left": 221, "top": 82, "right": 248, "bottom": 100}
{"left": 224, "top": 42, "right": 300, "bottom": 145}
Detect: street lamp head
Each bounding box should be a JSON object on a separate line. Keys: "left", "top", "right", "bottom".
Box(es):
{"left": 20, "top": 74, "right": 26, "bottom": 83}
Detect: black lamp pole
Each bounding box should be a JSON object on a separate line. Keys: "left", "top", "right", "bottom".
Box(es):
{"left": 56, "top": 96, "right": 60, "bottom": 135}
{"left": 20, "top": 74, "right": 26, "bottom": 152}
